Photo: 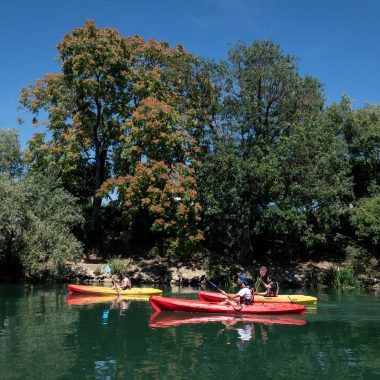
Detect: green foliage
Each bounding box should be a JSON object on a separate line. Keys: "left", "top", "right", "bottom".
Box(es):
{"left": 322, "top": 266, "right": 361, "bottom": 289}
{"left": 21, "top": 21, "right": 211, "bottom": 254}
{"left": 344, "top": 244, "right": 378, "bottom": 283}
{"left": 15, "top": 24, "right": 380, "bottom": 272}
{"left": 0, "top": 171, "right": 84, "bottom": 280}
{"left": 109, "top": 258, "right": 130, "bottom": 275}
{"left": 327, "top": 97, "right": 380, "bottom": 198}
{"left": 305, "top": 269, "right": 321, "bottom": 289}
{"left": 93, "top": 266, "right": 102, "bottom": 276}
{"left": 204, "top": 253, "right": 239, "bottom": 286}
{"left": 199, "top": 40, "right": 350, "bottom": 263}
{"left": 0, "top": 128, "right": 22, "bottom": 177}
{"left": 349, "top": 195, "right": 380, "bottom": 252}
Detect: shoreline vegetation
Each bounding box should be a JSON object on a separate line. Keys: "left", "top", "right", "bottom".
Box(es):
{"left": 1, "top": 21, "right": 379, "bottom": 288}
{"left": 67, "top": 258, "right": 380, "bottom": 290}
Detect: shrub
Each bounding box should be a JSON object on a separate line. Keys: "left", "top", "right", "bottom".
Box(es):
{"left": 109, "top": 258, "right": 130, "bottom": 275}
{"left": 305, "top": 268, "right": 321, "bottom": 288}
{"left": 322, "top": 266, "right": 361, "bottom": 289}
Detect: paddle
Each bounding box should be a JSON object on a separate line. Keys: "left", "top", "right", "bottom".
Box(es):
{"left": 255, "top": 266, "right": 268, "bottom": 292}
{"left": 105, "top": 264, "right": 120, "bottom": 297}
{"left": 206, "top": 279, "right": 236, "bottom": 301}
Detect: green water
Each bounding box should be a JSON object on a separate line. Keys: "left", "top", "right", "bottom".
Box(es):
{"left": 0, "top": 285, "right": 379, "bottom": 380}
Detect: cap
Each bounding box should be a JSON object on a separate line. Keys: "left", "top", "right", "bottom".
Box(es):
{"left": 238, "top": 274, "right": 249, "bottom": 285}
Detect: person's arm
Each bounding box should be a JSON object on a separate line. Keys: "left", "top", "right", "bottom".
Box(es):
{"left": 260, "top": 280, "right": 270, "bottom": 290}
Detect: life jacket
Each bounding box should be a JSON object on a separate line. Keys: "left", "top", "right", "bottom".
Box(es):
{"left": 239, "top": 286, "right": 254, "bottom": 305}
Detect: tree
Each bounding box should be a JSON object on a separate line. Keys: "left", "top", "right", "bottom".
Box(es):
{"left": 0, "top": 171, "right": 83, "bottom": 280}
{"left": 260, "top": 115, "right": 352, "bottom": 260}
{"left": 20, "top": 20, "right": 135, "bottom": 224}
{"left": 199, "top": 40, "right": 327, "bottom": 263}
{"left": 21, "top": 20, "right": 212, "bottom": 254}
{"left": 0, "top": 128, "right": 22, "bottom": 177}
{"left": 349, "top": 196, "right": 380, "bottom": 254}
{"left": 326, "top": 97, "right": 380, "bottom": 198}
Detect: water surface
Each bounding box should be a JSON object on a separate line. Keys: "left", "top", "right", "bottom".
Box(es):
{"left": 0, "top": 284, "right": 379, "bottom": 379}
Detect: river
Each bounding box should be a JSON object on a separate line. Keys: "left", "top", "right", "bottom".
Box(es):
{"left": 0, "top": 284, "right": 379, "bottom": 379}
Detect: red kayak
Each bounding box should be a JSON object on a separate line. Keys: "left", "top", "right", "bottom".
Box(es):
{"left": 149, "top": 311, "right": 306, "bottom": 328}
{"left": 150, "top": 296, "right": 305, "bottom": 315}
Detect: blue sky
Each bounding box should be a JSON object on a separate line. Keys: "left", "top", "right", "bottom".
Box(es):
{"left": 1, "top": 0, "right": 380, "bottom": 146}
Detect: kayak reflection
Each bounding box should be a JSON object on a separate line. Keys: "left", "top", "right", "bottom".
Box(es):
{"left": 150, "top": 312, "right": 306, "bottom": 347}
{"left": 67, "top": 293, "right": 150, "bottom": 306}
{"left": 149, "top": 311, "right": 306, "bottom": 329}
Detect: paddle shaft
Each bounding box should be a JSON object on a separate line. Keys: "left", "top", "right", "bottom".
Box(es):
{"left": 206, "top": 279, "right": 236, "bottom": 301}
{"left": 106, "top": 264, "right": 121, "bottom": 297}
{"left": 255, "top": 266, "right": 268, "bottom": 292}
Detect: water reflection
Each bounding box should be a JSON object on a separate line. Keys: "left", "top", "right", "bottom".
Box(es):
{"left": 67, "top": 293, "right": 145, "bottom": 325}
{"left": 149, "top": 310, "right": 306, "bottom": 347}
{"left": 67, "top": 294, "right": 150, "bottom": 306}
{"left": 149, "top": 311, "right": 306, "bottom": 329}
{"left": 102, "top": 298, "right": 131, "bottom": 324}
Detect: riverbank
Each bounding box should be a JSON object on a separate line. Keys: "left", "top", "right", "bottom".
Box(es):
{"left": 67, "top": 258, "right": 380, "bottom": 289}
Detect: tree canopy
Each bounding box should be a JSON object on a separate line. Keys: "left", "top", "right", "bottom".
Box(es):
{"left": 10, "top": 21, "right": 379, "bottom": 281}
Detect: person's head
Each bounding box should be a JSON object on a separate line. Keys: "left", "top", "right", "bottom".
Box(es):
{"left": 237, "top": 274, "right": 249, "bottom": 286}
{"left": 259, "top": 266, "right": 267, "bottom": 277}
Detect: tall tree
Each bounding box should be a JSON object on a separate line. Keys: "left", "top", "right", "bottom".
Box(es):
{"left": 20, "top": 20, "right": 133, "bottom": 223}
{"left": 199, "top": 41, "right": 340, "bottom": 263}
{"left": 21, "top": 21, "right": 213, "bottom": 254}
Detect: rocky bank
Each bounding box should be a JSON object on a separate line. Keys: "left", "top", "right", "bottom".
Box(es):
{"left": 67, "top": 258, "right": 380, "bottom": 289}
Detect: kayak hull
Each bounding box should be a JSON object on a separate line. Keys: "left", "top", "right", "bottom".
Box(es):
{"left": 198, "top": 291, "right": 317, "bottom": 305}
{"left": 67, "top": 284, "right": 163, "bottom": 296}
{"left": 149, "top": 311, "right": 306, "bottom": 328}
{"left": 150, "top": 296, "right": 305, "bottom": 315}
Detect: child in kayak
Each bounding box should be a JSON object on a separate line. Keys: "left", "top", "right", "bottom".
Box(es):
{"left": 220, "top": 274, "right": 253, "bottom": 307}
{"left": 257, "top": 275, "right": 279, "bottom": 297}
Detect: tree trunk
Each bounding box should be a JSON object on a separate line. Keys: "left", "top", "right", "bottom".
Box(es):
{"left": 239, "top": 211, "right": 253, "bottom": 265}
{"left": 92, "top": 148, "right": 106, "bottom": 219}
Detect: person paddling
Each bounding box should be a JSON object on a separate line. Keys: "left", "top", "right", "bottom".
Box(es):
{"left": 257, "top": 275, "right": 279, "bottom": 297}
{"left": 112, "top": 273, "right": 132, "bottom": 291}
{"left": 220, "top": 274, "right": 253, "bottom": 307}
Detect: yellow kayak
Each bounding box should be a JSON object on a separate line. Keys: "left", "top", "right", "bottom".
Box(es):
{"left": 198, "top": 291, "right": 317, "bottom": 305}
{"left": 68, "top": 284, "right": 163, "bottom": 296}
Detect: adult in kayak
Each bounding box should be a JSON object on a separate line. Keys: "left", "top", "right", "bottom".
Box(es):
{"left": 220, "top": 274, "right": 253, "bottom": 307}
{"left": 257, "top": 275, "right": 279, "bottom": 297}
{"left": 112, "top": 273, "right": 132, "bottom": 291}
